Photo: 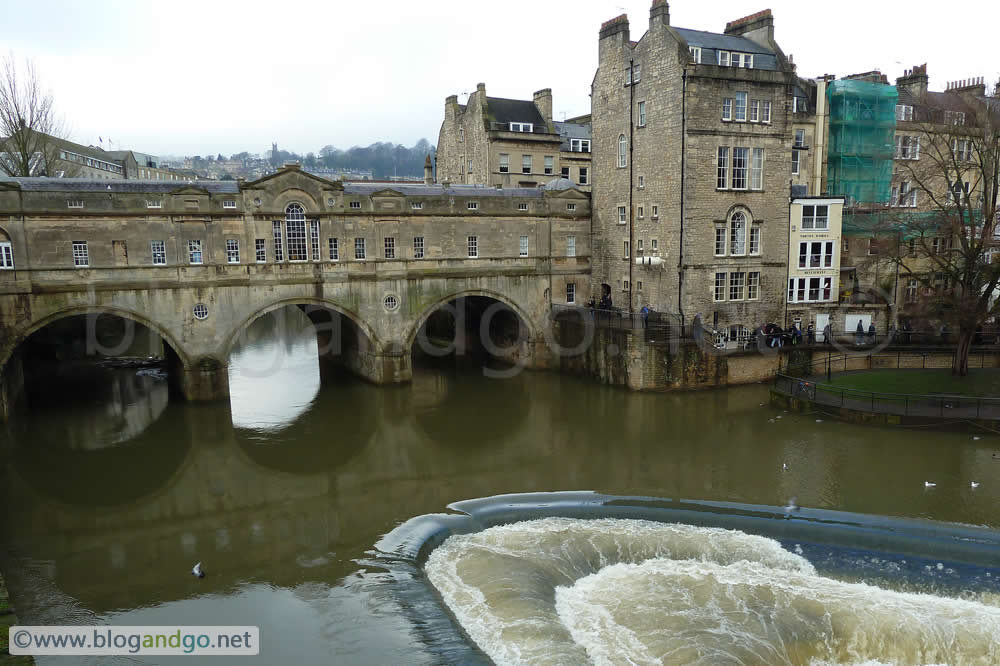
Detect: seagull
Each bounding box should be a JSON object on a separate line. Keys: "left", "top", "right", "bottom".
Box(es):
{"left": 784, "top": 496, "right": 799, "bottom": 514}
{"left": 782, "top": 463, "right": 790, "bottom": 471}
{"left": 974, "top": 436, "right": 981, "bottom": 440}
{"left": 924, "top": 481, "right": 937, "bottom": 488}
{"left": 971, "top": 481, "right": 981, "bottom": 489}
{"left": 192, "top": 562, "right": 205, "bottom": 578}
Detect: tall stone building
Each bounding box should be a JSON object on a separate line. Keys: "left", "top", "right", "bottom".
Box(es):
{"left": 436, "top": 84, "right": 591, "bottom": 189}
{"left": 592, "top": 2, "right": 804, "bottom": 338}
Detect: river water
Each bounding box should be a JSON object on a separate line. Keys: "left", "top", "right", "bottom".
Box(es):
{"left": 1, "top": 306, "right": 999, "bottom": 665}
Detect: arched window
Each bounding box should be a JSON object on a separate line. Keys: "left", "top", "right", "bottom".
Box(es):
{"left": 730, "top": 211, "right": 746, "bottom": 255}
{"left": 285, "top": 203, "right": 307, "bottom": 261}
{"left": 618, "top": 134, "right": 627, "bottom": 168}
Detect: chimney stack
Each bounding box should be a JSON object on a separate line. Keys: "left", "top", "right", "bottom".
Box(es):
{"left": 649, "top": 0, "right": 669, "bottom": 29}
{"left": 946, "top": 76, "right": 986, "bottom": 96}
{"left": 533, "top": 88, "right": 553, "bottom": 123}
{"left": 724, "top": 9, "right": 773, "bottom": 48}
{"left": 423, "top": 154, "right": 433, "bottom": 185}
{"left": 896, "top": 64, "right": 929, "bottom": 98}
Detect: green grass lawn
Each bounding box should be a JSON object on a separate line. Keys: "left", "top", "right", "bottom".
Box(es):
{"left": 824, "top": 369, "right": 1000, "bottom": 396}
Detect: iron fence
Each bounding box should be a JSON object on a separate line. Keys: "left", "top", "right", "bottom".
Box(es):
{"left": 551, "top": 304, "right": 683, "bottom": 334}
{"left": 782, "top": 351, "right": 994, "bottom": 379}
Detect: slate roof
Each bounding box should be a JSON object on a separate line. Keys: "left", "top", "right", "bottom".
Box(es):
{"left": 554, "top": 121, "right": 592, "bottom": 151}
{"left": 485, "top": 97, "right": 546, "bottom": 127}
{"left": 674, "top": 27, "right": 779, "bottom": 71}
{"left": 0, "top": 177, "right": 239, "bottom": 193}
{"left": 343, "top": 182, "right": 546, "bottom": 198}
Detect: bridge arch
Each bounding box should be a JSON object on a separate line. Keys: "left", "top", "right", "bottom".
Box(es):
{"left": 403, "top": 288, "right": 539, "bottom": 351}
{"left": 1, "top": 304, "right": 192, "bottom": 374}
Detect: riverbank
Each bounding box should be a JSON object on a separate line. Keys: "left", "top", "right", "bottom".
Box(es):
{"left": 0, "top": 571, "right": 33, "bottom": 664}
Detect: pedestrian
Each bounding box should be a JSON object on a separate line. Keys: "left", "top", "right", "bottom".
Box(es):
{"left": 868, "top": 322, "right": 876, "bottom": 345}
{"left": 823, "top": 322, "right": 832, "bottom": 345}
{"left": 806, "top": 323, "right": 815, "bottom": 345}
{"left": 940, "top": 324, "right": 949, "bottom": 345}
{"left": 640, "top": 304, "right": 650, "bottom": 328}
{"left": 903, "top": 320, "right": 912, "bottom": 344}
{"left": 855, "top": 320, "right": 865, "bottom": 346}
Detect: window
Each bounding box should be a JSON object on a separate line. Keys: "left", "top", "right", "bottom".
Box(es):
{"left": 459, "top": 128, "right": 464, "bottom": 142}
{"left": 895, "top": 104, "right": 913, "bottom": 121}
{"left": 747, "top": 271, "right": 760, "bottom": 300}
{"left": 729, "top": 272, "right": 745, "bottom": 301}
{"left": 413, "top": 236, "right": 424, "bottom": 259}
{"left": 256, "top": 238, "right": 267, "bottom": 263}
{"left": 188, "top": 239, "right": 203, "bottom": 265}
{"left": 636, "top": 281, "right": 643, "bottom": 292}
{"left": 73, "top": 241, "right": 90, "bottom": 268}
{"left": 544, "top": 156, "right": 554, "bottom": 175}
{"left": 750, "top": 148, "right": 764, "bottom": 190}
{"left": 749, "top": 99, "right": 760, "bottom": 122}
{"left": 355, "top": 237, "right": 366, "bottom": 260}
{"left": 791, "top": 150, "right": 800, "bottom": 175}
{"left": 467, "top": 159, "right": 473, "bottom": 174}
{"left": 561, "top": 166, "right": 570, "bottom": 179}
{"left": 732, "top": 147, "right": 749, "bottom": 190}
{"left": 579, "top": 168, "right": 588, "bottom": 185}
{"left": 68, "top": 200, "right": 83, "bottom": 209}
{"left": 749, "top": 226, "right": 761, "bottom": 255}
{"left": 310, "top": 220, "right": 320, "bottom": 261}
{"left": 906, "top": 278, "right": 918, "bottom": 302}
{"left": 714, "top": 272, "right": 726, "bottom": 301}
{"left": 734, "top": 92, "right": 747, "bottom": 122}
{"left": 868, "top": 238, "right": 879, "bottom": 255}
{"left": 467, "top": 201, "right": 478, "bottom": 210}
{"left": 717, "top": 147, "right": 729, "bottom": 189}
{"left": 632, "top": 64, "right": 640, "bottom": 82}
{"left": 945, "top": 110, "right": 966, "bottom": 126}
{"left": 411, "top": 201, "right": 423, "bottom": 210}
{"left": 651, "top": 205, "right": 658, "bottom": 219}
{"left": 226, "top": 239, "right": 240, "bottom": 264}
{"left": 843, "top": 237, "right": 849, "bottom": 252}
{"left": 823, "top": 240, "right": 834, "bottom": 267}
{"left": 762, "top": 101, "right": 771, "bottom": 123}
{"left": 522, "top": 155, "right": 531, "bottom": 174}
{"left": 146, "top": 200, "right": 161, "bottom": 209}
{"left": 623, "top": 240, "right": 630, "bottom": 259}
{"left": 618, "top": 206, "right": 626, "bottom": 224}
{"left": 638, "top": 175, "right": 645, "bottom": 189}
{"left": 223, "top": 200, "right": 236, "bottom": 209}
{"left": 570, "top": 139, "right": 591, "bottom": 152}
{"left": 566, "top": 283, "right": 576, "bottom": 304}
{"left": 193, "top": 304, "right": 209, "bottom": 320}
{"left": 949, "top": 180, "right": 970, "bottom": 205}
{"left": 519, "top": 235, "right": 529, "bottom": 257}
{"left": 718, "top": 51, "right": 730, "bottom": 67}
{"left": 732, "top": 52, "right": 753, "bottom": 68}
{"left": 382, "top": 236, "right": 395, "bottom": 259}
{"left": 285, "top": 204, "right": 307, "bottom": 261}
{"left": 801, "top": 205, "right": 829, "bottom": 230}
{"left": 715, "top": 227, "right": 726, "bottom": 256}
{"left": 651, "top": 239, "right": 658, "bottom": 255}
{"left": 793, "top": 97, "right": 808, "bottom": 113}
{"left": 900, "top": 181, "right": 917, "bottom": 207}
{"left": 518, "top": 202, "right": 528, "bottom": 211}
{"left": 350, "top": 201, "right": 361, "bottom": 209}
{"left": 638, "top": 206, "right": 644, "bottom": 219}
{"left": 499, "top": 153, "right": 509, "bottom": 173}
{"left": 895, "top": 135, "right": 920, "bottom": 160}
{"left": 509, "top": 122, "right": 533, "bottom": 132}
{"left": 689, "top": 46, "right": 701, "bottom": 63}
{"left": 636, "top": 239, "right": 644, "bottom": 257}
{"left": 468, "top": 235, "right": 478, "bottom": 258}
{"left": 272, "top": 220, "right": 284, "bottom": 261}
{"left": 638, "top": 101, "right": 646, "bottom": 127}
{"left": 794, "top": 129, "right": 805, "bottom": 148}
{"left": 788, "top": 276, "right": 833, "bottom": 302}
{"left": 730, "top": 212, "right": 746, "bottom": 255}
{"left": 623, "top": 279, "right": 630, "bottom": 291}
{"left": 618, "top": 134, "right": 627, "bottom": 168}
{"left": 567, "top": 203, "right": 577, "bottom": 212}
{"left": 722, "top": 98, "right": 733, "bottom": 121}
{"left": 151, "top": 240, "right": 166, "bottom": 266}
{"left": 567, "top": 236, "right": 576, "bottom": 257}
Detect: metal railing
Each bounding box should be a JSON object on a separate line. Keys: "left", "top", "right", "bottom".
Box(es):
{"left": 782, "top": 351, "right": 994, "bottom": 379}
{"left": 551, "top": 304, "right": 682, "bottom": 333}
{"left": 774, "top": 373, "right": 1000, "bottom": 420}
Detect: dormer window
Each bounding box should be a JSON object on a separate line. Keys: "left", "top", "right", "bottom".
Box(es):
{"left": 793, "top": 96, "right": 808, "bottom": 113}
{"left": 509, "top": 122, "right": 533, "bottom": 133}
{"left": 689, "top": 46, "right": 701, "bottom": 63}
{"left": 895, "top": 104, "right": 914, "bottom": 121}
{"left": 945, "top": 110, "right": 966, "bottom": 126}
{"left": 570, "top": 139, "right": 591, "bottom": 153}
{"left": 222, "top": 200, "right": 236, "bottom": 209}
{"left": 718, "top": 51, "right": 753, "bottom": 69}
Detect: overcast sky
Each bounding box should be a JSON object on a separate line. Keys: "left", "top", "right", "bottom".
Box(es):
{"left": 4, "top": 0, "right": 996, "bottom": 158}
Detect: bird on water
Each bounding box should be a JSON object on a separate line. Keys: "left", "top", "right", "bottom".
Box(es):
{"left": 192, "top": 562, "right": 205, "bottom": 578}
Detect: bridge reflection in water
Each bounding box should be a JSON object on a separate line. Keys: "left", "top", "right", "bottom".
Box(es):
{"left": 0, "top": 306, "right": 998, "bottom": 664}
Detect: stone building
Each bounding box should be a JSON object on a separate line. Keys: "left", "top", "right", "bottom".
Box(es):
{"left": 436, "top": 84, "right": 591, "bottom": 190}
{"left": 592, "top": 2, "right": 801, "bottom": 338}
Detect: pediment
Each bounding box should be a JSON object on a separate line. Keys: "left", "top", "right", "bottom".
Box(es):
{"left": 169, "top": 185, "right": 212, "bottom": 195}
{"left": 244, "top": 167, "right": 343, "bottom": 192}
{"left": 545, "top": 187, "right": 590, "bottom": 200}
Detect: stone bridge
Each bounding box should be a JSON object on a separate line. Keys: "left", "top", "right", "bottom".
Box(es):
{"left": 0, "top": 166, "right": 591, "bottom": 419}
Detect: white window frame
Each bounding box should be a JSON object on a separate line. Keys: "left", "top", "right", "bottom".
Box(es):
{"left": 729, "top": 271, "right": 746, "bottom": 301}
{"left": 522, "top": 154, "right": 532, "bottom": 174}
{"left": 717, "top": 147, "right": 729, "bottom": 189}
{"left": 801, "top": 205, "right": 829, "bottom": 230}
{"left": 618, "top": 134, "right": 627, "bottom": 168}
{"left": 730, "top": 212, "right": 747, "bottom": 255}
{"left": 146, "top": 200, "right": 162, "bottom": 209}
{"left": 223, "top": 199, "right": 237, "bottom": 209}
{"left": 749, "top": 99, "right": 760, "bottom": 122}
{"left": 567, "top": 203, "right": 576, "bottom": 212}
{"left": 734, "top": 92, "right": 747, "bottom": 122}
{"left": 285, "top": 204, "right": 307, "bottom": 261}
{"left": 638, "top": 175, "right": 645, "bottom": 189}
{"left": 579, "top": 167, "right": 588, "bottom": 185}
{"left": 518, "top": 203, "right": 528, "bottom": 211}
{"left": 566, "top": 282, "right": 576, "bottom": 304}
{"left": 747, "top": 271, "right": 760, "bottom": 300}
{"left": 413, "top": 236, "right": 424, "bottom": 259}
{"left": 256, "top": 238, "right": 267, "bottom": 263}
{"left": 467, "top": 235, "right": 478, "bottom": 258}
{"left": 151, "top": 240, "right": 166, "bottom": 266}
{"left": 792, "top": 149, "right": 800, "bottom": 175}
{"left": 722, "top": 98, "right": 733, "bottom": 121}
{"left": 519, "top": 235, "right": 529, "bottom": 257}
{"left": 794, "top": 129, "right": 805, "bottom": 148}
{"left": 72, "top": 240, "right": 90, "bottom": 267}
{"left": 67, "top": 200, "right": 83, "bottom": 209}
{"left": 544, "top": 155, "right": 554, "bottom": 175}
{"left": 749, "top": 226, "right": 761, "bottom": 255}
{"left": 272, "top": 220, "right": 284, "bottom": 261}
{"left": 637, "top": 101, "right": 646, "bottom": 127}
{"left": 895, "top": 104, "right": 913, "bottom": 121}
{"left": 188, "top": 239, "right": 203, "bottom": 265}
{"left": 226, "top": 238, "right": 240, "bottom": 264}
{"left": 732, "top": 147, "right": 749, "bottom": 190}
{"left": 689, "top": 46, "right": 701, "bottom": 63}
{"left": 383, "top": 236, "right": 395, "bottom": 259}
{"left": 762, "top": 101, "right": 771, "bottom": 123}
{"left": 750, "top": 148, "right": 764, "bottom": 190}
{"left": 411, "top": 201, "right": 423, "bottom": 210}
{"left": 570, "top": 139, "right": 591, "bottom": 153}
{"left": 787, "top": 276, "right": 833, "bottom": 303}
{"left": 509, "top": 122, "right": 533, "bottom": 132}
{"left": 714, "top": 227, "right": 726, "bottom": 256}
{"left": 310, "top": 220, "right": 320, "bottom": 261}
{"left": 650, "top": 239, "right": 658, "bottom": 255}
{"left": 567, "top": 235, "right": 576, "bottom": 257}
{"left": 623, "top": 240, "right": 630, "bottom": 259}
{"left": 355, "top": 237, "right": 366, "bottom": 260}
{"left": 637, "top": 206, "right": 644, "bottom": 219}
{"left": 718, "top": 50, "right": 730, "bottom": 67}
{"left": 350, "top": 201, "right": 361, "bottom": 209}
{"left": 651, "top": 205, "right": 658, "bottom": 219}
{"left": 617, "top": 206, "right": 627, "bottom": 224}
{"left": 714, "top": 272, "right": 726, "bottom": 301}
{"left": 0, "top": 241, "right": 13, "bottom": 269}
{"left": 467, "top": 201, "right": 479, "bottom": 210}
{"left": 499, "top": 153, "right": 509, "bottom": 173}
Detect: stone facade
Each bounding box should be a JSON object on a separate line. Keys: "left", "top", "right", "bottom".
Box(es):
{"left": 592, "top": 3, "right": 800, "bottom": 339}
{"left": 436, "top": 84, "right": 591, "bottom": 190}
{"left": 0, "top": 166, "right": 591, "bottom": 419}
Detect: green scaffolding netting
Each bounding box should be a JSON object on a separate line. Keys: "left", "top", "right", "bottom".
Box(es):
{"left": 826, "top": 79, "right": 898, "bottom": 206}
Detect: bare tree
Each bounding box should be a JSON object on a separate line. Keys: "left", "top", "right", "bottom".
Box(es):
{"left": 0, "top": 53, "right": 72, "bottom": 177}
{"left": 878, "top": 85, "right": 1000, "bottom": 375}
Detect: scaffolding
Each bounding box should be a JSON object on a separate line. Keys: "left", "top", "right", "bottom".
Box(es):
{"left": 826, "top": 79, "right": 898, "bottom": 206}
